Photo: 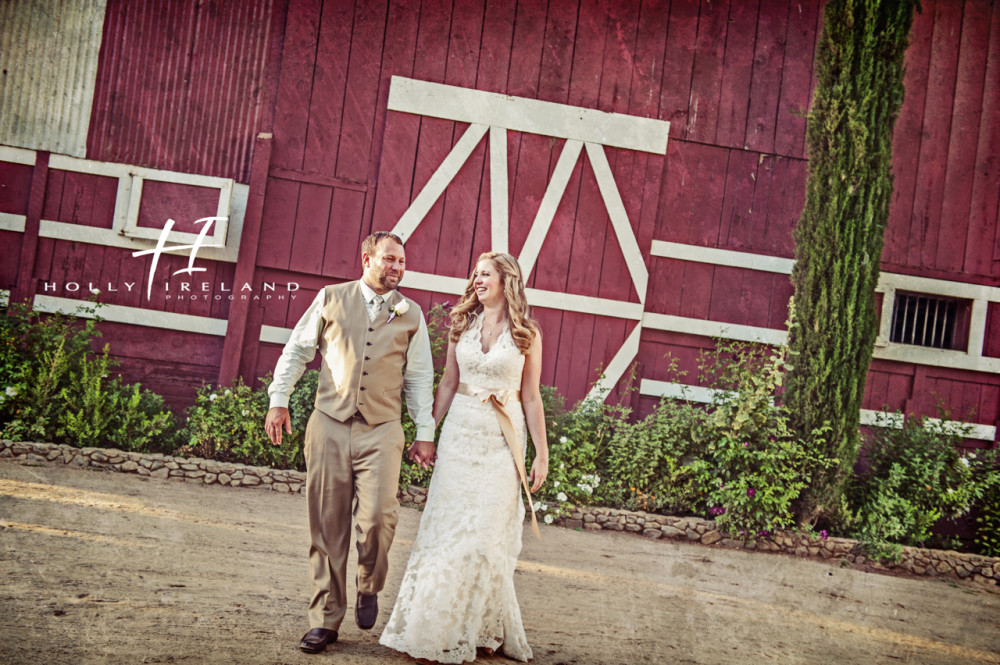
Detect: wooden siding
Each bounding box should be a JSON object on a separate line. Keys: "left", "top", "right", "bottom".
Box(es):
{"left": 87, "top": 0, "right": 278, "bottom": 182}
{"left": 0, "top": 0, "right": 997, "bottom": 438}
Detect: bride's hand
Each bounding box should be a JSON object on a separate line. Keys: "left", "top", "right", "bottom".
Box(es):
{"left": 528, "top": 457, "right": 548, "bottom": 493}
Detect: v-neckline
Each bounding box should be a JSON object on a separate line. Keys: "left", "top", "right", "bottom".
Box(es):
{"left": 477, "top": 316, "right": 507, "bottom": 355}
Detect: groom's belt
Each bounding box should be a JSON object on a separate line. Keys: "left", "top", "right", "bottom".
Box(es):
{"left": 455, "top": 382, "right": 540, "bottom": 540}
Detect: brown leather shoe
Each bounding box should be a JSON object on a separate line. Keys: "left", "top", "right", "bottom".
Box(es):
{"left": 355, "top": 591, "right": 378, "bottom": 629}
{"left": 299, "top": 627, "right": 337, "bottom": 653}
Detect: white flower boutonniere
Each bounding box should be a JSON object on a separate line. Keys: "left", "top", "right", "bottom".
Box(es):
{"left": 387, "top": 299, "right": 409, "bottom": 323}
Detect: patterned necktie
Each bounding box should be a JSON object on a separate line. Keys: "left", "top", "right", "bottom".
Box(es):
{"left": 370, "top": 294, "right": 384, "bottom": 322}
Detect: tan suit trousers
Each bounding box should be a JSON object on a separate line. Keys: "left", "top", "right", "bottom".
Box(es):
{"left": 304, "top": 408, "right": 404, "bottom": 630}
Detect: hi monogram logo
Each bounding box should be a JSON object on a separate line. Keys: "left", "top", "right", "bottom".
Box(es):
{"left": 131, "top": 217, "right": 226, "bottom": 299}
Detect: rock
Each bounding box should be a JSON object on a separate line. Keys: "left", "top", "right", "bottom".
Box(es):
{"left": 151, "top": 468, "right": 169, "bottom": 479}
{"left": 564, "top": 519, "right": 584, "bottom": 529}
{"left": 595, "top": 515, "right": 609, "bottom": 524}
{"left": 24, "top": 453, "right": 47, "bottom": 464}
{"left": 0, "top": 449, "right": 11, "bottom": 458}
{"left": 137, "top": 466, "right": 150, "bottom": 476}
{"left": 720, "top": 539, "right": 742, "bottom": 549}
{"left": 643, "top": 528, "right": 662, "bottom": 539}
{"left": 584, "top": 523, "right": 601, "bottom": 531}
{"left": 204, "top": 473, "right": 217, "bottom": 484}
{"left": 661, "top": 526, "right": 685, "bottom": 538}
{"left": 180, "top": 464, "right": 198, "bottom": 471}
{"left": 122, "top": 461, "right": 139, "bottom": 472}
{"left": 165, "top": 461, "right": 179, "bottom": 470}
{"left": 273, "top": 483, "right": 290, "bottom": 493}
{"left": 290, "top": 484, "right": 303, "bottom": 493}
{"left": 46, "top": 449, "right": 61, "bottom": 461}
{"left": 139, "top": 458, "right": 153, "bottom": 469}
{"left": 685, "top": 529, "right": 700, "bottom": 541}
{"left": 795, "top": 547, "right": 809, "bottom": 558}
{"left": 150, "top": 461, "right": 164, "bottom": 471}
{"left": 606, "top": 523, "right": 624, "bottom": 531}
{"left": 701, "top": 530, "right": 722, "bottom": 546}
{"left": 240, "top": 475, "right": 261, "bottom": 486}
{"left": 624, "top": 524, "right": 641, "bottom": 533}
{"left": 956, "top": 567, "right": 971, "bottom": 579}
{"left": 71, "top": 455, "right": 88, "bottom": 467}
{"left": 231, "top": 470, "right": 244, "bottom": 480}
{"left": 91, "top": 452, "right": 108, "bottom": 463}
{"left": 583, "top": 514, "right": 595, "bottom": 523}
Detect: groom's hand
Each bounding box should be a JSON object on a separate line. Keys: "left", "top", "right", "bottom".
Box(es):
{"left": 265, "top": 407, "right": 292, "bottom": 446}
{"left": 408, "top": 440, "right": 436, "bottom": 470}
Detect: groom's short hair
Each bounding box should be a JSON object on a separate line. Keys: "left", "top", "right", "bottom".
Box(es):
{"left": 362, "top": 231, "right": 403, "bottom": 257}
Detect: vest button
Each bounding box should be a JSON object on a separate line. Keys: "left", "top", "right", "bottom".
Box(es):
{"left": 366, "top": 342, "right": 372, "bottom": 346}
{"left": 360, "top": 386, "right": 366, "bottom": 391}
{"left": 362, "top": 371, "right": 368, "bottom": 376}
{"left": 364, "top": 356, "right": 370, "bottom": 361}
{"left": 368, "top": 327, "right": 374, "bottom": 332}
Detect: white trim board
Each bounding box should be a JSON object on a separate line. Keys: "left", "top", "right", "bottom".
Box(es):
{"left": 32, "top": 294, "right": 228, "bottom": 337}
{"left": 388, "top": 76, "right": 670, "bottom": 154}
{"left": 640, "top": 379, "right": 996, "bottom": 442}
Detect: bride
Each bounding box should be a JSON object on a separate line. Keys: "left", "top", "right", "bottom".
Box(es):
{"left": 379, "top": 251, "right": 549, "bottom": 663}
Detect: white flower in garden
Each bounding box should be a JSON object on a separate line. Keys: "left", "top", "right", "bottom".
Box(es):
{"left": 579, "top": 483, "right": 593, "bottom": 494}
{"left": 209, "top": 393, "right": 218, "bottom": 401}
{"left": 960, "top": 457, "right": 970, "bottom": 467}
{"left": 536, "top": 502, "right": 547, "bottom": 511}
{"left": 241, "top": 409, "right": 249, "bottom": 416}
{"left": 968, "top": 452, "right": 977, "bottom": 459}
{"left": 5, "top": 386, "right": 17, "bottom": 397}
{"left": 553, "top": 481, "right": 560, "bottom": 488}
{"left": 947, "top": 488, "right": 954, "bottom": 494}
{"left": 559, "top": 436, "right": 567, "bottom": 444}
{"left": 224, "top": 389, "right": 231, "bottom": 396}
{"left": 557, "top": 492, "right": 568, "bottom": 502}
{"left": 544, "top": 514, "right": 554, "bottom": 524}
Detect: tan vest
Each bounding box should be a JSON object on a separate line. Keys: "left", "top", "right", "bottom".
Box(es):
{"left": 314, "top": 281, "right": 422, "bottom": 425}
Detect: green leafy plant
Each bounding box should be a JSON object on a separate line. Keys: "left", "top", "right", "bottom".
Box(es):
{"left": 845, "top": 415, "right": 976, "bottom": 560}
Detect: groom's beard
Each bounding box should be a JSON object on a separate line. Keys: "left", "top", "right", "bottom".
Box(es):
{"left": 371, "top": 266, "right": 401, "bottom": 291}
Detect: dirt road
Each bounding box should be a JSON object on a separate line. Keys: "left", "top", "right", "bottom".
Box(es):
{"left": 1, "top": 458, "right": 998, "bottom": 665}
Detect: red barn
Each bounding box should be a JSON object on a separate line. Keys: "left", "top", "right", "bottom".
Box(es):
{"left": 1, "top": 0, "right": 997, "bottom": 445}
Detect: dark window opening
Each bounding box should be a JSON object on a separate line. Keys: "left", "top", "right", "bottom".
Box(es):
{"left": 889, "top": 292, "right": 970, "bottom": 350}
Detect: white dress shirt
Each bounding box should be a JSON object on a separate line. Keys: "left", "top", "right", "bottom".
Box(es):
{"left": 267, "top": 279, "right": 436, "bottom": 441}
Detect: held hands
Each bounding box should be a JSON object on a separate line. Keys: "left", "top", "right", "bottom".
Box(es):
{"left": 265, "top": 407, "right": 292, "bottom": 446}
{"left": 408, "top": 440, "right": 437, "bottom": 470}
{"left": 528, "top": 456, "right": 548, "bottom": 493}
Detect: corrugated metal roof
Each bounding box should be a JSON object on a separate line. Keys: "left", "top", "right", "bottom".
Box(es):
{"left": 87, "top": 0, "right": 276, "bottom": 183}
{"left": 0, "top": 0, "right": 108, "bottom": 158}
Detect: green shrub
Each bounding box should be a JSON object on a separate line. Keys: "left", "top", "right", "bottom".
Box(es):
{"left": 845, "top": 415, "right": 976, "bottom": 560}
{"left": 966, "top": 448, "right": 1000, "bottom": 556}
{"left": 183, "top": 375, "right": 307, "bottom": 470}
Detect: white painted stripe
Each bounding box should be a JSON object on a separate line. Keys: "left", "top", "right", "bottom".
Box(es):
{"left": 260, "top": 324, "right": 290, "bottom": 345}
{"left": 872, "top": 344, "right": 1000, "bottom": 374}
{"left": 36, "top": 220, "right": 240, "bottom": 263}
{"left": 32, "top": 295, "right": 228, "bottom": 336}
{"left": 391, "top": 123, "right": 489, "bottom": 243}
{"left": 585, "top": 142, "right": 648, "bottom": 302}
{"left": 518, "top": 140, "right": 583, "bottom": 279}
{"left": 0, "top": 212, "right": 26, "bottom": 232}
{"left": 489, "top": 126, "right": 508, "bottom": 252}
{"left": 640, "top": 381, "right": 994, "bottom": 441}
{"left": 642, "top": 312, "right": 788, "bottom": 345}
{"left": 859, "top": 410, "right": 905, "bottom": 429}
{"left": 398, "top": 270, "right": 469, "bottom": 295}
{"left": 877, "top": 271, "right": 1000, "bottom": 303}
{"left": 0, "top": 145, "right": 38, "bottom": 165}
{"left": 586, "top": 323, "right": 641, "bottom": 402}
{"left": 650, "top": 240, "right": 796, "bottom": 274}
{"left": 387, "top": 76, "right": 670, "bottom": 154}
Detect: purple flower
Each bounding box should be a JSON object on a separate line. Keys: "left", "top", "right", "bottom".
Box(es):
{"left": 758, "top": 529, "right": 770, "bottom": 538}
{"left": 768, "top": 434, "right": 776, "bottom": 442}
{"left": 820, "top": 530, "right": 829, "bottom": 540}
{"left": 710, "top": 506, "right": 726, "bottom": 516}
{"left": 743, "top": 441, "right": 750, "bottom": 448}
{"left": 747, "top": 487, "right": 757, "bottom": 498}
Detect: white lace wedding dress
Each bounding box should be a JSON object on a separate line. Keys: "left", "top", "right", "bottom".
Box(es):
{"left": 379, "top": 316, "right": 533, "bottom": 663}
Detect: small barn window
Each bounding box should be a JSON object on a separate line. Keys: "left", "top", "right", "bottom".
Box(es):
{"left": 889, "top": 292, "right": 970, "bottom": 350}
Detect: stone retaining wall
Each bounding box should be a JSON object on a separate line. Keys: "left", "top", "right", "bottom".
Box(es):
{"left": 3, "top": 439, "right": 997, "bottom": 587}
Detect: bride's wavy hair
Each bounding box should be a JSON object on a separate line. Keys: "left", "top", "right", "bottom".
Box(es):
{"left": 449, "top": 252, "right": 538, "bottom": 353}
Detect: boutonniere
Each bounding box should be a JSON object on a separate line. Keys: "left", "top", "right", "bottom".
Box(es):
{"left": 387, "top": 299, "right": 409, "bottom": 323}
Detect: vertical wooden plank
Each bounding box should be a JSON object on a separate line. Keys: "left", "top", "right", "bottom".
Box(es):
{"left": 708, "top": 265, "right": 745, "bottom": 324}
{"left": 648, "top": 257, "right": 685, "bottom": 316}
{"left": 679, "top": 262, "right": 715, "bottom": 319}
{"left": 769, "top": 156, "right": 807, "bottom": 256}
{"left": 289, "top": 183, "right": 334, "bottom": 276}
{"left": 741, "top": 271, "right": 774, "bottom": 328}
{"left": 14, "top": 152, "right": 48, "bottom": 305}
{"left": 257, "top": 177, "right": 301, "bottom": 270}
{"left": 401, "top": 0, "right": 455, "bottom": 274}
{"left": 864, "top": 369, "right": 891, "bottom": 411}
{"left": 715, "top": 0, "right": 759, "bottom": 148}
{"left": 434, "top": 0, "right": 486, "bottom": 276}
{"left": 475, "top": 0, "right": 516, "bottom": 94}
{"left": 322, "top": 187, "right": 367, "bottom": 279}
{"left": 774, "top": 0, "right": 820, "bottom": 158}
{"left": 745, "top": 0, "right": 790, "bottom": 154}
{"left": 965, "top": 0, "right": 1000, "bottom": 276}
{"left": 934, "top": 0, "right": 990, "bottom": 273}
{"left": 768, "top": 274, "right": 794, "bottom": 328}
{"left": 364, "top": 0, "right": 421, "bottom": 234}
{"left": 686, "top": 0, "right": 730, "bottom": 143}
{"left": 658, "top": 0, "right": 699, "bottom": 137}
{"left": 910, "top": 0, "right": 963, "bottom": 269}
{"left": 334, "top": 0, "right": 389, "bottom": 182}
{"left": 885, "top": 0, "right": 933, "bottom": 267}
{"left": 686, "top": 143, "right": 729, "bottom": 246}
{"left": 270, "top": 0, "right": 322, "bottom": 170}
{"left": 717, "top": 149, "right": 759, "bottom": 250}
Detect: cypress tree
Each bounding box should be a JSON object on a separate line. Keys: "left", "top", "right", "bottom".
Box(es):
{"left": 785, "top": 0, "right": 918, "bottom": 523}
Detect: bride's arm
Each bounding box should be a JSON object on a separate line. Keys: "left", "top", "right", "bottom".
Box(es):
{"left": 521, "top": 330, "right": 548, "bottom": 492}
{"left": 432, "top": 338, "right": 460, "bottom": 426}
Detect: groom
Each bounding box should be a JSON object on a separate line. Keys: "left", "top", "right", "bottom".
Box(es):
{"left": 264, "top": 231, "right": 436, "bottom": 654}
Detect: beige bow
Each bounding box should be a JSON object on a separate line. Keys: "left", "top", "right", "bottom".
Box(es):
{"left": 457, "top": 382, "right": 541, "bottom": 539}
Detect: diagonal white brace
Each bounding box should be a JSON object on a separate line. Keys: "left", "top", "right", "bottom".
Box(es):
{"left": 518, "top": 139, "right": 583, "bottom": 280}
{"left": 391, "top": 123, "right": 489, "bottom": 242}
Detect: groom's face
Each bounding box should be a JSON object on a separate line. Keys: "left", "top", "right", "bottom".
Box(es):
{"left": 363, "top": 238, "right": 406, "bottom": 293}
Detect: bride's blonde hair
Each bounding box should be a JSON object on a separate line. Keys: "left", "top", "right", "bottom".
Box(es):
{"left": 449, "top": 252, "right": 538, "bottom": 353}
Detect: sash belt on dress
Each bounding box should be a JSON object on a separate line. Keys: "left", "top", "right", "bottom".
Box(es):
{"left": 456, "top": 382, "right": 541, "bottom": 539}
